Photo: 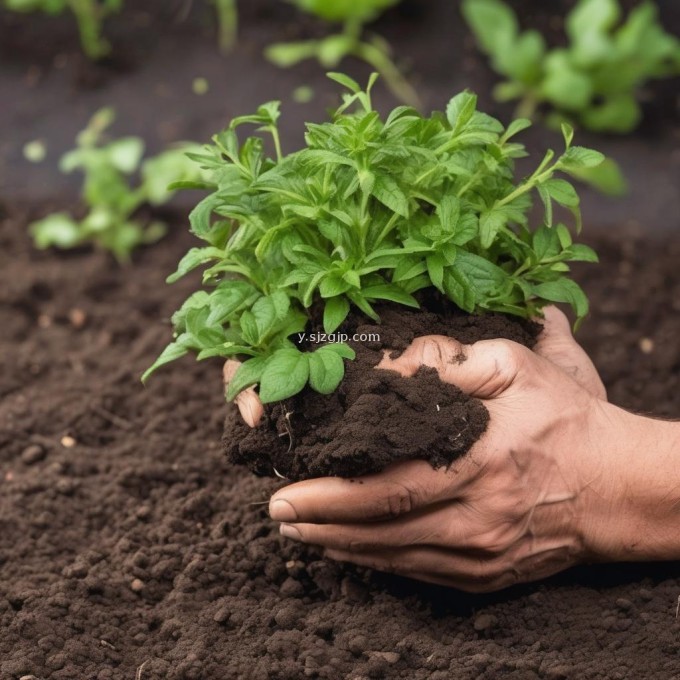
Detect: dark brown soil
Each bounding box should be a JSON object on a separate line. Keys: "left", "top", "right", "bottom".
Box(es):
{"left": 1, "top": 205, "right": 680, "bottom": 679}
{"left": 225, "top": 307, "right": 538, "bottom": 481}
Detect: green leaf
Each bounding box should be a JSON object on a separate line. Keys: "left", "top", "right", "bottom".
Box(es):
{"left": 30, "top": 214, "right": 82, "bottom": 249}
{"left": 308, "top": 347, "right": 345, "bottom": 394}
{"left": 461, "top": 0, "right": 518, "bottom": 57}
{"left": 533, "top": 279, "right": 589, "bottom": 320}
{"left": 544, "top": 179, "right": 579, "bottom": 207}
{"left": 323, "top": 296, "right": 351, "bottom": 334}
{"left": 560, "top": 146, "right": 605, "bottom": 170}
{"left": 259, "top": 349, "right": 309, "bottom": 403}
{"left": 239, "top": 310, "right": 259, "bottom": 346}
{"left": 372, "top": 174, "right": 409, "bottom": 217}
{"left": 166, "top": 247, "right": 224, "bottom": 283}
{"left": 321, "top": 343, "right": 356, "bottom": 360}
{"left": 566, "top": 158, "right": 627, "bottom": 197}
{"left": 479, "top": 209, "right": 508, "bottom": 249}
{"left": 362, "top": 284, "right": 419, "bottom": 308}
{"left": 142, "top": 342, "right": 189, "bottom": 383}
{"left": 443, "top": 268, "right": 476, "bottom": 312}
{"left": 326, "top": 72, "right": 362, "bottom": 93}
{"left": 446, "top": 91, "right": 477, "bottom": 131}
{"left": 426, "top": 253, "right": 445, "bottom": 291}
{"left": 567, "top": 244, "right": 599, "bottom": 262}
{"left": 226, "top": 356, "right": 268, "bottom": 401}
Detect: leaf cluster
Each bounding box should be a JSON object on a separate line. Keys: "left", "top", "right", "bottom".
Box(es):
{"left": 462, "top": 0, "right": 680, "bottom": 133}
{"left": 265, "top": 0, "right": 418, "bottom": 106}
{"left": 145, "top": 72, "right": 601, "bottom": 404}
{"left": 3, "top": 0, "right": 121, "bottom": 59}
{"left": 30, "top": 108, "right": 206, "bottom": 263}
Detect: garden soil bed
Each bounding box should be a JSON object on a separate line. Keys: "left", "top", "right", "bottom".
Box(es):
{"left": 1, "top": 206, "right": 679, "bottom": 679}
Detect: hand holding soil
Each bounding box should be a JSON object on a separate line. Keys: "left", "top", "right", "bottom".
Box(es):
{"left": 258, "top": 308, "right": 680, "bottom": 592}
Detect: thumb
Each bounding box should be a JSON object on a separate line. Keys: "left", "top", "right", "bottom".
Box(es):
{"left": 377, "top": 335, "right": 531, "bottom": 400}
{"left": 534, "top": 306, "right": 607, "bottom": 400}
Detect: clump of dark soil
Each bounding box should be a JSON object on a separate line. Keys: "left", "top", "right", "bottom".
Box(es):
{"left": 225, "top": 307, "right": 538, "bottom": 480}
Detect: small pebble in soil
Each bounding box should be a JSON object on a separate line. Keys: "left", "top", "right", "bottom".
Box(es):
{"left": 68, "top": 308, "right": 87, "bottom": 328}
{"left": 37, "top": 314, "right": 52, "bottom": 328}
{"left": 130, "top": 579, "right": 145, "bottom": 593}
{"left": 21, "top": 445, "right": 46, "bottom": 465}
{"left": 368, "top": 651, "right": 400, "bottom": 664}
{"left": 60, "top": 435, "right": 76, "bottom": 448}
{"left": 285, "top": 559, "right": 306, "bottom": 578}
{"left": 639, "top": 337, "right": 654, "bottom": 354}
{"left": 55, "top": 479, "right": 79, "bottom": 496}
{"left": 473, "top": 613, "right": 498, "bottom": 632}
{"left": 136, "top": 505, "right": 152, "bottom": 520}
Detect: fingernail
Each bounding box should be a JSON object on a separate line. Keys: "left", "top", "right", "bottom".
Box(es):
{"left": 280, "top": 523, "right": 302, "bottom": 541}
{"left": 269, "top": 498, "right": 298, "bottom": 522}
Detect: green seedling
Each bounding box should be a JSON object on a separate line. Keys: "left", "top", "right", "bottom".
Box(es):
{"left": 3, "top": 0, "right": 121, "bottom": 59}
{"left": 265, "top": 0, "right": 419, "bottom": 106}
{"left": 145, "top": 72, "right": 602, "bottom": 405}
{"left": 30, "top": 108, "right": 206, "bottom": 263}
{"left": 462, "top": 0, "right": 680, "bottom": 133}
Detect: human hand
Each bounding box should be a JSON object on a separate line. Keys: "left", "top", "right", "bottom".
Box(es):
{"left": 267, "top": 308, "right": 680, "bottom": 591}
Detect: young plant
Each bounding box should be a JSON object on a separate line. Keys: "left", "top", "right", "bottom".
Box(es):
{"left": 212, "top": 0, "right": 237, "bottom": 52}
{"left": 30, "top": 108, "right": 206, "bottom": 263}
{"left": 265, "top": 0, "right": 419, "bottom": 106}
{"left": 144, "top": 72, "right": 602, "bottom": 406}
{"left": 3, "top": 0, "right": 121, "bottom": 60}
{"left": 462, "top": 0, "right": 680, "bottom": 133}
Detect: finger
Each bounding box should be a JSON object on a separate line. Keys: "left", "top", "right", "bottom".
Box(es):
{"left": 377, "top": 335, "right": 533, "bottom": 400}
{"left": 223, "top": 360, "right": 264, "bottom": 428}
{"left": 323, "top": 546, "right": 513, "bottom": 593}
{"left": 278, "top": 502, "right": 483, "bottom": 551}
{"left": 268, "top": 459, "right": 479, "bottom": 524}
{"left": 534, "top": 306, "right": 607, "bottom": 400}
{"left": 325, "top": 537, "right": 579, "bottom": 592}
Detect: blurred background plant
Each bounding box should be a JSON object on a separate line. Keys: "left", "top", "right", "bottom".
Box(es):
{"left": 2, "top": 0, "right": 121, "bottom": 59}
{"left": 462, "top": 0, "right": 680, "bottom": 133}
{"left": 265, "top": 0, "right": 419, "bottom": 106}
{"left": 30, "top": 108, "right": 207, "bottom": 263}
{"left": 212, "top": 0, "right": 237, "bottom": 52}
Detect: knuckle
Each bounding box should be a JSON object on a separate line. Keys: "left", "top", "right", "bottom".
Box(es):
{"left": 383, "top": 482, "right": 419, "bottom": 519}
{"left": 469, "top": 527, "right": 513, "bottom": 557}
{"left": 475, "top": 340, "right": 531, "bottom": 395}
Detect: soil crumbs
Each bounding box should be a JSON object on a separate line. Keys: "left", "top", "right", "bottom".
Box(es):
{"left": 1, "top": 207, "right": 679, "bottom": 680}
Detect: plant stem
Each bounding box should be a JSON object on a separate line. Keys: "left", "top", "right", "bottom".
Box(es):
{"left": 514, "top": 92, "right": 540, "bottom": 120}
{"left": 68, "top": 0, "right": 109, "bottom": 60}
{"left": 270, "top": 126, "right": 283, "bottom": 164}
{"left": 214, "top": 0, "right": 238, "bottom": 53}
{"left": 352, "top": 39, "right": 420, "bottom": 109}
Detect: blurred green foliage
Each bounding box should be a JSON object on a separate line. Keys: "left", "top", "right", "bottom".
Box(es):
{"left": 3, "top": 0, "right": 121, "bottom": 59}
{"left": 30, "top": 108, "right": 207, "bottom": 263}
{"left": 265, "top": 0, "right": 419, "bottom": 106}
{"left": 463, "top": 0, "right": 680, "bottom": 133}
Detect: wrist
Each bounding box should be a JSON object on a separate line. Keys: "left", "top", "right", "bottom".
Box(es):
{"left": 579, "top": 402, "right": 680, "bottom": 562}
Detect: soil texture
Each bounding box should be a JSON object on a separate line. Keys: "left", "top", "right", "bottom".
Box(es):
{"left": 1, "top": 206, "right": 679, "bottom": 679}
{"left": 225, "top": 307, "right": 538, "bottom": 480}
